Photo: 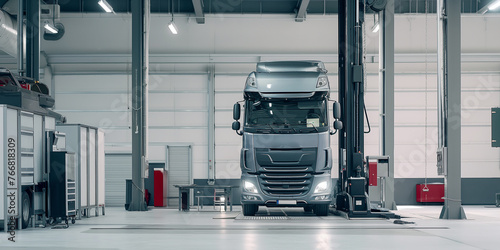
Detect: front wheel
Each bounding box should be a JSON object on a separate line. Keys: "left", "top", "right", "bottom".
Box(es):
{"left": 21, "top": 191, "right": 32, "bottom": 229}
{"left": 313, "top": 204, "right": 329, "bottom": 216}
{"left": 242, "top": 204, "right": 258, "bottom": 216}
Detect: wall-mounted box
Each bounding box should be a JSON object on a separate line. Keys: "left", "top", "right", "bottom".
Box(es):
{"left": 492, "top": 108, "right": 500, "bottom": 147}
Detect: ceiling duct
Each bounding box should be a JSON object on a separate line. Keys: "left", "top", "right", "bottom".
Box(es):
{"left": 0, "top": 9, "right": 18, "bottom": 57}
{"left": 366, "top": 0, "right": 387, "bottom": 12}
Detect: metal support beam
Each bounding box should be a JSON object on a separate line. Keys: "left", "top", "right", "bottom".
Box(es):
{"left": 129, "top": 0, "right": 148, "bottom": 211}
{"left": 437, "top": 0, "right": 466, "bottom": 220}
{"left": 192, "top": 0, "right": 205, "bottom": 24}
{"left": 207, "top": 64, "right": 215, "bottom": 185}
{"left": 295, "top": 0, "right": 310, "bottom": 22}
{"left": 379, "top": 0, "right": 397, "bottom": 210}
{"left": 26, "top": 0, "right": 39, "bottom": 80}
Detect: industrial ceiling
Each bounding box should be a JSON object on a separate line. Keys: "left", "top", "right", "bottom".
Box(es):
{"left": 1, "top": 0, "right": 498, "bottom": 15}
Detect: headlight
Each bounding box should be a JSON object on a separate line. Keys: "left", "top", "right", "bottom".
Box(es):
{"left": 246, "top": 73, "right": 257, "bottom": 88}
{"left": 243, "top": 181, "right": 258, "bottom": 193}
{"left": 316, "top": 76, "right": 329, "bottom": 88}
{"left": 314, "top": 181, "right": 328, "bottom": 193}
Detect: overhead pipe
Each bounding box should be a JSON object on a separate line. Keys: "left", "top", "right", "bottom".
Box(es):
{"left": 17, "top": 0, "right": 23, "bottom": 75}
{"left": 0, "top": 10, "right": 19, "bottom": 58}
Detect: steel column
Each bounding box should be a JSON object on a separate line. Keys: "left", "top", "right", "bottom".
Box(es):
{"left": 129, "top": 0, "right": 148, "bottom": 211}
{"left": 379, "top": 0, "right": 397, "bottom": 210}
{"left": 437, "top": 0, "right": 466, "bottom": 220}
{"left": 26, "top": 0, "right": 39, "bottom": 80}
{"left": 207, "top": 65, "right": 215, "bottom": 185}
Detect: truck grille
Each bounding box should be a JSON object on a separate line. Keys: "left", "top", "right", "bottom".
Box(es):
{"left": 255, "top": 148, "right": 316, "bottom": 196}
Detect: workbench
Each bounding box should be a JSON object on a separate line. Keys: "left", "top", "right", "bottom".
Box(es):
{"left": 173, "top": 184, "right": 239, "bottom": 212}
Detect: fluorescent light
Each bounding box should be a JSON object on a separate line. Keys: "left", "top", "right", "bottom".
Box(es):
{"left": 98, "top": 0, "right": 114, "bottom": 13}
{"left": 371, "top": 22, "right": 380, "bottom": 33}
{"left": 168, "top": 21, "right": 178, "bottom": 34}
{"left": 489, "top": 0, "right": 500, "bottom": 10}
{"left": 44, "top": 23, "right": 58, "bottom": 34}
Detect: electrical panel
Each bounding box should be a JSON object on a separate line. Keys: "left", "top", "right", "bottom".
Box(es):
{"left": 492, "top": 108, "right": 500, "bottom": 147}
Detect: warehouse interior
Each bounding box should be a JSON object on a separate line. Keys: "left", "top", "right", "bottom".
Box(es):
{"left": 1, "top": 0, "right": 500, "bottom": 249}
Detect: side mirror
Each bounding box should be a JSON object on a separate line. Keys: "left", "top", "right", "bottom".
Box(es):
{"left": 333, "top": 101, "right": 341, "bottom": 120}
{"left": 233, "top": 103, "right": 241, "bottom": 120}
{"left": 232, "top": 121, "right": 241, "bottom": 131}
{"left": 334, "top": 120, "right": 343, "bottom": 130}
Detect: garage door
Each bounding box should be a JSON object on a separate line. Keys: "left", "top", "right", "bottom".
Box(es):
{"left": 167, "top": 146, "right": 192, "bottom": 207}
{"left": 105, "top": 153, "right": 131, "bottom": 207}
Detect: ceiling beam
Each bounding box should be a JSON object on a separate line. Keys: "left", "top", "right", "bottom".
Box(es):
{"left": 295, "top": 0, "right": 310, "bottom": 22}
{"left": 192, "top": 0, "right": 205, "bottom": 24}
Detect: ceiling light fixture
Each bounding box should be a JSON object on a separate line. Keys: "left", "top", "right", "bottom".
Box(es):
{"left": 371, "top": 22, "right": 380, "bottom": 33}
{"left": 371, "top": 13, "right": 379, "bottom": 33}
{"left": 168, "top": 21, "right": 178, "bottom": 34}
{"left": 168, "top": 0, "right": 178, "bottom": 35}
{"left": 44, "top": 23, "right": 58, "bottom": 34}
{"left": 98, "top": 0, "right": 114, "bottom": 13}
{"left": 489, "top": 0, "right": 500, "bottom": 10}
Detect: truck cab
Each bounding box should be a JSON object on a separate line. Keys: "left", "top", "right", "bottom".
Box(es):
{"left": 232, "top": 61, "right": 341, "bottom": 216}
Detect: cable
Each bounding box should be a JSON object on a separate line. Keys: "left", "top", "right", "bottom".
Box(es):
{"left": 364, "top": 104, "right": 371, "bottom": 133}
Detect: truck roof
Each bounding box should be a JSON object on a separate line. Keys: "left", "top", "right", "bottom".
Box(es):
{"left": 256, "top": 61, "right": 327, "bottom": 73}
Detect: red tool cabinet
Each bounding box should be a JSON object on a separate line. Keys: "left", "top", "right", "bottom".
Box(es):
{"left": 154, "top": 169, "right": 168, "bottom": 207}
{"left": 416, "top": 183, "right": 444, "bottom": 203}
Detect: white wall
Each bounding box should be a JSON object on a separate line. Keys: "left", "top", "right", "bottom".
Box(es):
{"left": 47, "top": 13, "right": 500, "bottom": 181}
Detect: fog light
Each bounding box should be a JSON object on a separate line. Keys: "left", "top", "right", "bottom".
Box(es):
{"left": 314, "top": 195, "right": 329, "bottom": 200}
{"left": 243, "top": 195, "right": 260, "bottom": 201}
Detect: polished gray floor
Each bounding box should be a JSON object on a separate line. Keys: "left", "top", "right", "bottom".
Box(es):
{"left": 1, "top": 205, "right": 499, "bottom": 249}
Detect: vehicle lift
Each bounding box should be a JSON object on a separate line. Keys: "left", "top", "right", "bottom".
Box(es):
{"left": 333, "top": 0, "right": 399, "bottom": 219}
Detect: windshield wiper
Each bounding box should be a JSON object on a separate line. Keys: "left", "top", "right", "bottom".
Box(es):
{"left": 285, "top": 123, "right": 298, "bottom": 133}
{"left": 266, "top": 124, "right": 277, "bottom": 133}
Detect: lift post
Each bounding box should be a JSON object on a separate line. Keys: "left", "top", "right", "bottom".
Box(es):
{"left": 336, "top": 0, "right": 369, "bottom": 216}
{"left": 335, "top": 0, "right": 398, "bottom": 219}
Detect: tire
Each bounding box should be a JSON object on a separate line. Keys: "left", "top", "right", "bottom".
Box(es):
{"left": 303, "top": 206, "right": 313, "bottom": 213}
{"left": 21, "top": 191, "right": 32, "bottom": 229}
{"left": 242, "top": 204, "right": 258, "bottom": 216}
{"left": 313, "top": 204, "right": 329, "bottom": 216}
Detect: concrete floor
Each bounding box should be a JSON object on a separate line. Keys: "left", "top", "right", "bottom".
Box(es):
{"left": 1, "top": 205, "right": 499, "bottom": 250}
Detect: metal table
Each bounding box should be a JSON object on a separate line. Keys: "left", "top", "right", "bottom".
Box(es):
{"left": 174, "top": 184, "right": 239, "bottom": 212}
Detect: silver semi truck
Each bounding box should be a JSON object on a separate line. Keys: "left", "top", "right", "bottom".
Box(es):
{"left": 232, "top": 61, "right": 341, "bottom": 216}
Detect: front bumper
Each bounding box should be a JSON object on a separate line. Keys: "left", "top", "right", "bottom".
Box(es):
{"left": 240, "top": 173, "right": 333, "bottom": 207}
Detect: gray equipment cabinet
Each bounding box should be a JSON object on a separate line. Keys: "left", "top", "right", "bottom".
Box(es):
{"left": 492, "top": 107, "right": 500, "bottom": 147}
{"left": 1, "top": 104, "right": 56, "bottom": 230}
{"left": 55, "top": 124, "right": 105, "bottom": 218}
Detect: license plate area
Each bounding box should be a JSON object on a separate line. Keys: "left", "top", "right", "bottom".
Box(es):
{"left": 277, "top": 200, "right": 297, "bottom": 205}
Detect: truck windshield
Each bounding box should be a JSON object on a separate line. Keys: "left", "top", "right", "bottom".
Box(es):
{"left": 244, "top": 96, "right": 328, "bottom": 133}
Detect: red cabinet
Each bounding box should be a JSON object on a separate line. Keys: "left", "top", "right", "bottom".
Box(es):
{"left": 416, "top": 183, "right": 444, "bottom": 203}
{"left": 154, "top": 169, "right": 168, "bottom": 207}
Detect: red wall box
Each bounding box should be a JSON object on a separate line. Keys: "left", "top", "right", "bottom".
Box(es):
{"left": 154, "top": 169, "right": 168, "bottom": 207}
{"left": 416, "top": 183, "right": 444, "bottom": 202}
{"left": 368, "top": 161, "right": 378, "bottom": 186}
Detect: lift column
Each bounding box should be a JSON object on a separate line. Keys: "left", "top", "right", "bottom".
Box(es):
{"left": 337, "top": 0, "right": 368, "bottom": 215}
{"left": 436, "top": 0, "right": 466, "bottom": 219}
